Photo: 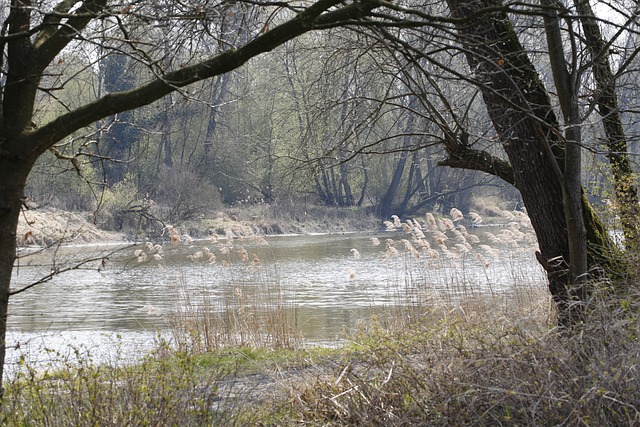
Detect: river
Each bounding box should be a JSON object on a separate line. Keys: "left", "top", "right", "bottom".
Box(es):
{"left": 6, "top": 219, "right": 546, "bottom": 375}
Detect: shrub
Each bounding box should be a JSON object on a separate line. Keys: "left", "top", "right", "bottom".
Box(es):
{"left": 152, "top": 166, "right": 223, "bottom": 223}
{"left": 2, "top": 348, "right": 230, "bottom": 426}
{"left": 285, "top": 287, "right": 640, "bottom": 426}
{"left": 93, "top": 173, "right": 158, "bottom": 231}
{"left": 25, "top": 154, "right": 97, "bottom": 211}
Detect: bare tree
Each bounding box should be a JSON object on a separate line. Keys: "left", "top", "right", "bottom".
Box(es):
{"left": 337, "top": 0, "right": 635, "bottom": 324}
{"left": 0, "top": 0, "right": 383, "bottom": 393}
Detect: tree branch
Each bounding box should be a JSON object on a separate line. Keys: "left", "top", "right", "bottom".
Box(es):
{"left": 34, "top": 0, "right": 86, "bottom": 48}
{"left": 437, "top": 135, "right": 515, "bottom": 186}
{"left": 34, "top": 0, "right": 109, "bottom": 68}
{"left": 13, "top": 0, "right": 383, "bottom": 160}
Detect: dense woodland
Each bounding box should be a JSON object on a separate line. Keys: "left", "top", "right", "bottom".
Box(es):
{"left": 1, "top": 0, "right": 640, "bottom": 392}
{"left": 25, "top": 28, "right": 520, "bottom": 227}
{"left": 14, "top": 2, "right": 637, "bottom": 236}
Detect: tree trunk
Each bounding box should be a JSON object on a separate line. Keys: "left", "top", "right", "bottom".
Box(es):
{"left": 161, "top": 95, "right": 174, "bottom": 169}
{"left": 445, "top": 0, "right": 581, "bottom": 325}
{"left": 380, "top": 148, "right": 409, "bottom": 217}
{"left": 379, "top": 99, "right": 417, "bottom": 217}
{"left": 398, "top": 153, "right": 419, "bottom": 213}
{"left": 339, "top": 162, "right": 354, "bottom": 206}
{"left": 542, "top": 0, "right": 588, "bottom": 295}
{"left": 0, "top": 157, "right": 31, "bottom": 395}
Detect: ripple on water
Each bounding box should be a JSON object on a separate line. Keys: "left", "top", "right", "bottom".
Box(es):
{"left": 8, "top": 230, "right": 545, "bottom": 368}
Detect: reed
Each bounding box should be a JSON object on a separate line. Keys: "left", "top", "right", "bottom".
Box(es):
{"left": 167, "top": 270, "right": 301, "bottom": 353}
{"left": 11, "top": 206, "right": 615, "bottom": 426}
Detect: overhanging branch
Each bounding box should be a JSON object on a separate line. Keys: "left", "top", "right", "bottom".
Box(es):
{"left": 14, "top": 0, "right": 384, "bottom": 160}
{"left": 437, "top": 136, "right": 515, "bottom": 186}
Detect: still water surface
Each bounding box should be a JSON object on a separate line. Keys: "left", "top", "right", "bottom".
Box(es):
{"left": 6, "top": 225, "right": 546, "bottom": 373}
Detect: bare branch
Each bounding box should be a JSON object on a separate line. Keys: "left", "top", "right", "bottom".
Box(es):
{"left": 14, "top": 0, "right": 384, "bottom": 160}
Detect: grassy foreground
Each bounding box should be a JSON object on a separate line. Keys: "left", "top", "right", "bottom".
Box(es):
{"left": 3, "top": 284, "right": 640, "bottom": 426}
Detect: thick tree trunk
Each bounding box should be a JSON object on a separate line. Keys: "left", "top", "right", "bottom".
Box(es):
{"left": 445, "top": 0, "right": 581, "bottom": 324}
{"left": 0, "top": 156, "right": 31, "bottom": 395}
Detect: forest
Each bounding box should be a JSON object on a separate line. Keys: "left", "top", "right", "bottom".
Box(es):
{"left": 26, "top": 20, "right": 521, "bottom": 226}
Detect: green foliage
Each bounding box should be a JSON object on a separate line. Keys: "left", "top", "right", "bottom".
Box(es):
{"left": 190, "top": 345, "right": 338, "bottom": 374}
{"left": 1, "top": 339, "right": 342, "bottom": 426}
{"left": 26, "top": 27, "right": 518, "bottom": 218}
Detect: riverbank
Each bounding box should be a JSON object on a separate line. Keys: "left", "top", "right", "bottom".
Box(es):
{"left": 4, "top": 286, "right": 640, "bottom": 426}
{"left": 16, "top": 200, "right": 526, "bottom": 249}
{"left": 16, "top": 203, "right": 384, "bottom": 247}
{"left": 17, "top": 207, "right": 124, "bottom": 247}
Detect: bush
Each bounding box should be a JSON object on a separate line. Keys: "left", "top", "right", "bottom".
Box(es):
{"left": 152, "top": 166, "right": 223, "bottom": 223}
{"left": 2, "top": 349, "right": 230, "bottom": 426}
{"left": 93, "top": 174, "right": 159, "bottom": 231}
{"left": 25, "top": 154, "right": 97, "bottom": 211}
{"left": 285, "top": 287, "right": 640, "bottom": 426}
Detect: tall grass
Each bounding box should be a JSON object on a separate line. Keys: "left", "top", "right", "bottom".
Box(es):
{"left": 167, "top": 273, "right": 301, "bottom": 352}
{"left": 2, "top": 349, "right": 232, "bottom": 426}
{"left": 282, "top": 284, "right": 640, "bottom": 426}
{"left": 8, "top": 208, "right": 638, "bottom": 425}
{"left": 10, "top": 282, "right": 638, "bottom": 426}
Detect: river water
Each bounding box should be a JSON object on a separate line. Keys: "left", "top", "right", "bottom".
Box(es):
{"left": 6, "top": 219, "right": 546, "bottom": 374}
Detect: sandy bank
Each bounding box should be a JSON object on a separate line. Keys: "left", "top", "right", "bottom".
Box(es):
{"left": 17, "top": 208, "right": 124, "bottom": 247}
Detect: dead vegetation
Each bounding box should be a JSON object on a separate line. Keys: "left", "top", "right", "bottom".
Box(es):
{"left": 17, "top": 207, "right": 123, "bottom": 246}
{"left": 7, "top": 209, "right": 640, "bottom": 426}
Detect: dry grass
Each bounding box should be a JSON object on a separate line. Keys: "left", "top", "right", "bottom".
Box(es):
{"left": 16, "top": 207, "right": 122, "bottom": 246}
{"left": 7, "top": 209, "right": 640, "bottom": 425}
{"left": 156, "top": 223, "right": 302, "bottom": 352}
{"left": 5, "top": 278, "right": 640, "bottom": 426}
{"left": 167, "top": 274, "right": 301, "bottom": 353}
{"left": 276, "top": 284, "right": 640, "bottom": 426}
